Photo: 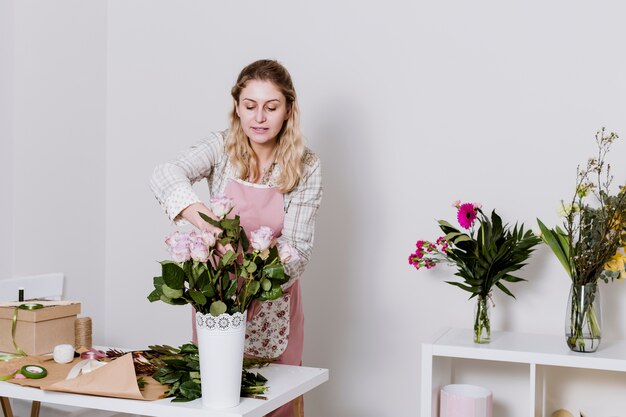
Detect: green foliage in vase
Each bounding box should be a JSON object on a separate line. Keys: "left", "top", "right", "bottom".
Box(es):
{"left": 538, "top": 128, "right": 626, "bottom": 286}
{"left": 409, "top": 202, "right": 541, "bottom": 300}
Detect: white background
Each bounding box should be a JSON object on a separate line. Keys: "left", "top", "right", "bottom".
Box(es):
{"left": 2, "top": 1, "right": 626, "bottom": 416}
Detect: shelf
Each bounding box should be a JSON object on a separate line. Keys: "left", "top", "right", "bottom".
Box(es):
{"left": 421, "top": 328, "right": 626, "bottom": 417}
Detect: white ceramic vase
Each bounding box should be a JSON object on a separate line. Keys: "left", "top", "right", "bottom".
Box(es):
{"left": 195, "top": 310, "right": 246, "bottom": 408}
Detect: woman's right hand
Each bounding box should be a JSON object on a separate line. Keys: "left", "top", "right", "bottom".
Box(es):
{"left": 181, "top": 203, "right": 222, "bottom": 235}
{"left": 181, "top": 203, "right": 232, "bottom": 255}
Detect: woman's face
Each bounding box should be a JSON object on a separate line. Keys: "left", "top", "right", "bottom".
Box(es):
{"left": 236, "top": 79, "right": 290, "bottom": 150}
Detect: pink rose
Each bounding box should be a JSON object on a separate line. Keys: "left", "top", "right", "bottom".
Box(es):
{"left": 278, "top": 243, "right": 300, "bottom": 264}
{"left": 209, "top": 195, "right": 234, "bottom": 219}
{"left": 200, "top": 230, "right": 217, "bottom": 248}
{"left": 189, "top": 237, "right": 210, "bottom": 262}
{"left": 165, "top": 231, "right": 192, "bottom": 262}
{"left": 250, "top": 226, "right": 274, "bottom": 252}
{"left": 164, "top": 231, "right": 183, "bottom": 248}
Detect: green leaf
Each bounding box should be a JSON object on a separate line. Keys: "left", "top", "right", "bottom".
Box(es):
{"left": 264, "top": 265, "right": 288, "bottom": 282}
{"left": 453, "top": 235, "right": 473, "bottom": 244}
{"left": 161, "top": 262, "right": 186, "bottom": 290}
{"left": 188, "top": 289, "right": 207, "bottom": 306}
{"left": 198, "top": 212, "right": 221, "bottom": 228}
{"left": 224, "top": 279, "right": 238, "bottom": 299}
{"left": 196, "top": 269, "right": 211, "bottom": 293}
{"left": 445, "top": 281, "right": 478, "bottom": 294}
{"left": 496, "top": 282, "right": 515, "bottom": 298}
{"left": 443, "top": 232, "right": 463, "bottom": 241}
{"left": 537, "top": 218, "right": 573, "bottom": 277}
{"left": 209, "top": 300, "right": 227, "bottom": 316}
{"left": 221, "top": 218, "right": 240, "bottom": 233}
{"left": 245, "top": 281, "right": 261, "bottom": 298}
{"left": 257, "top": 286, "right": 283, "bottom": 301}
{"left": 147, "top": 288, "right": 161, "bottom": 302}
{"left": 501, "top": 275, "right": 526, "bottom": 283}
{"left": 220, "top": 250, "right": 237, "bottom": 267}
{"left": 240, "top": 227, "right": 250, "bottom": 252}
{"left": 438, "top": 220, "right": 456, "bottom": 229}
{"left": 161, "top": 283, "right": 184, "bottom": 299}
{"left": 177, "top": 380, "right": 202, "bottom": 401}
{"left": 245, "top": 260, "right": 257, "bottom": 273}
{"left": 261, "top": 278, "right": 272, "bottom": 291}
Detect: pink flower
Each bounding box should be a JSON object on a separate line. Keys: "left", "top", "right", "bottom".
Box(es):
{"left": 209, "top": 195, "right": 234, "bottom": 219}
{"left": 451, "top": 200, "right": 461, "bottom": 208}
{"left": 457, "top": 203, "right": 478, "bottom": 229}
{"left": 189, "top": 235, "right": 210, "bottom": 262}
{"left": 278, "top": 242, "right": 300, "bottom": 264}
{"left": 165, "top": 231, "right": 192, "bottom": 262}
{"left": 250, "top": 226, "right": 274, "bottom": 252}
{"left": 164, "top": 231, "right": 183, "bottom": 248}
{"left": 473, "top": 202, "right": 482, "bottom": 210}
{"left": 200, "top": 230, "right": 217, "bottom": 248}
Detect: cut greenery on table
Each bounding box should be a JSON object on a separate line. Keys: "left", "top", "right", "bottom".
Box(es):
{"left": 106, "top": 343, "right": 272, "bottom": 401}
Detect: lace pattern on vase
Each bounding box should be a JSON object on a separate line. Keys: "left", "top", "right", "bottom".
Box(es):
{"left": 196, "top": 311, "right": 246, "bottom": 333}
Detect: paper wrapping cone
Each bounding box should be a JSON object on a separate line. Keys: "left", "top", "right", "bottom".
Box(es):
{"left": 0, "top": 353, "right": 166, "bottom": 401}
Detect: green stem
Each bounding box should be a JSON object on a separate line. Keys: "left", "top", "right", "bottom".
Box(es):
{"left": 474, "top": 296, "right": 491, "bottom": 344}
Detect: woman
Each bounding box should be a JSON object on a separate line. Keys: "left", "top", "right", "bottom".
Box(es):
{"left": 150, "top": 59, "right": 322, "bottom": 417}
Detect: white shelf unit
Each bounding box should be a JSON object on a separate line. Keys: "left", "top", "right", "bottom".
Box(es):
{"left": 421, "top": 328, "right": 626, "bottom": 417}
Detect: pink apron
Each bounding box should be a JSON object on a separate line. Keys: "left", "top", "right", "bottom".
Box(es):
{"left": 192, "top": 178, "right": 304, "bottom": 417}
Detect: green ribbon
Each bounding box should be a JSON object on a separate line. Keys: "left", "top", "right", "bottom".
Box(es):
{"left": 0, "top": 303, "right": 44, "bottom": 362}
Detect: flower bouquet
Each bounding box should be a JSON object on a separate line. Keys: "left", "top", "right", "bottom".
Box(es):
{"left": 147, "top": 195, "right": 294, "bottom": 407}
{"left": 409, "top": 201, "right": 541, "bottom": 343}
{"left": 537, "top": 128, "right": 626, "bottom": 352}
{"left": 147, "top": 196, "right": 291, "bottom": 316}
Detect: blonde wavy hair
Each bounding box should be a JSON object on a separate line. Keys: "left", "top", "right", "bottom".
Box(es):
{"left": 226, "top": 59, "right": 305, "bottom": 193}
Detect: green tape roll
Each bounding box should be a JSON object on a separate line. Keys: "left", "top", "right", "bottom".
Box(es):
{"left": 20, "top": 365, "right": 48, "bottom": 379}
{"left": 18, "top": 303, "right": 44, "bottom": 310}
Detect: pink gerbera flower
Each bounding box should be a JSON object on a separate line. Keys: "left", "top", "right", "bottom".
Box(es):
{"left": 457, "top": 203, "right": 477, "bottom": 229}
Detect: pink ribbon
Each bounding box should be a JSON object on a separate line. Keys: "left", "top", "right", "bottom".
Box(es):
{"left": 80, "top": 348, "right": 106, "bottom": 360}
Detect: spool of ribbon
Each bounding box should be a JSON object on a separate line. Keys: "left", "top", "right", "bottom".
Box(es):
{"left": 53, "top": 344, "right": 75, "bottom": 364}
{"left": 80, "top": 348, "right": 106, "bottom": 360}
{"left": 20, "top": 365, "right": 48, "bottom": 379}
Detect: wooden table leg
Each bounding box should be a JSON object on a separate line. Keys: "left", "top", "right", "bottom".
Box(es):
{"left": 0, "top": 396, "right": 14, "bottom": 417}
{"left": 29, "top": 401, "right": 41, "bottom": 417}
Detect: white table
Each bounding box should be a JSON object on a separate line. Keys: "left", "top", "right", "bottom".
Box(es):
{"left": 0, "top": 364, "right": 328, "bottom": 417}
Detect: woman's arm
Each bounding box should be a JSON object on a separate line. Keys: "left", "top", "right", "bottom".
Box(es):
{"left": 149, "top": 132, "right": 224, "bottom": 231}
{"left": 276, "top": 154, "right": 323, "bottom": 279}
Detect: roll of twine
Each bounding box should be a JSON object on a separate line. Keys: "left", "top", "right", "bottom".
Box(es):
{"left": 74, "top": 316, "right": 92, "bottom": 349}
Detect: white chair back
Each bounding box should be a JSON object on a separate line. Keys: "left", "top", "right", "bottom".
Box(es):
{"left": 0, "top": 273, "right": 64, "bottom": 301}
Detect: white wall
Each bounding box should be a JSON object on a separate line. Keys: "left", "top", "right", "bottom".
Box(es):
{"left": 4, "top": 1, "right": 626, "bottom": 416}
{"left": 7, "top": 0, "right": 108, "bottom": 341}
{"left": 0, "top": 0, "right": 14, "bottom": 279}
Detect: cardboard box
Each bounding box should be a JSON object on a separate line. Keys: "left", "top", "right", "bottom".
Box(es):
{"left": 0, "top": 301, "right": 81, "bottom": 355}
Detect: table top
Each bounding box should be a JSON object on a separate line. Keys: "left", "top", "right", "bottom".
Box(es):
{"left": 0, "top": 363, "right": 329, "bottom": 417}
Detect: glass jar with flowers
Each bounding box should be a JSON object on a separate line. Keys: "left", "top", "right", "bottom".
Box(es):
{"left": 409, "top": 202, "right": 541, "bottom": 343}
{"left": 147, "top": 195, "right": 292, "bottom": 407}
{"left": 538, "top": 128, "right": 626, "bottom": 353}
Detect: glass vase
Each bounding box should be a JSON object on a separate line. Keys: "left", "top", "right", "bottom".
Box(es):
{"left": 473, "top": 295, "right": 491, "bottom": 344}
{"left": 566, "top": 283, "right": 601, "bottom": 353}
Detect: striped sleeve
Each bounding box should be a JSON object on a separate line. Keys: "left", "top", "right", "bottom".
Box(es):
{"left": 149, "top": 132, "right": 224, "bottom": 223}
{"left": 276, "top": 153, "right": 323, "bottom": 279}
